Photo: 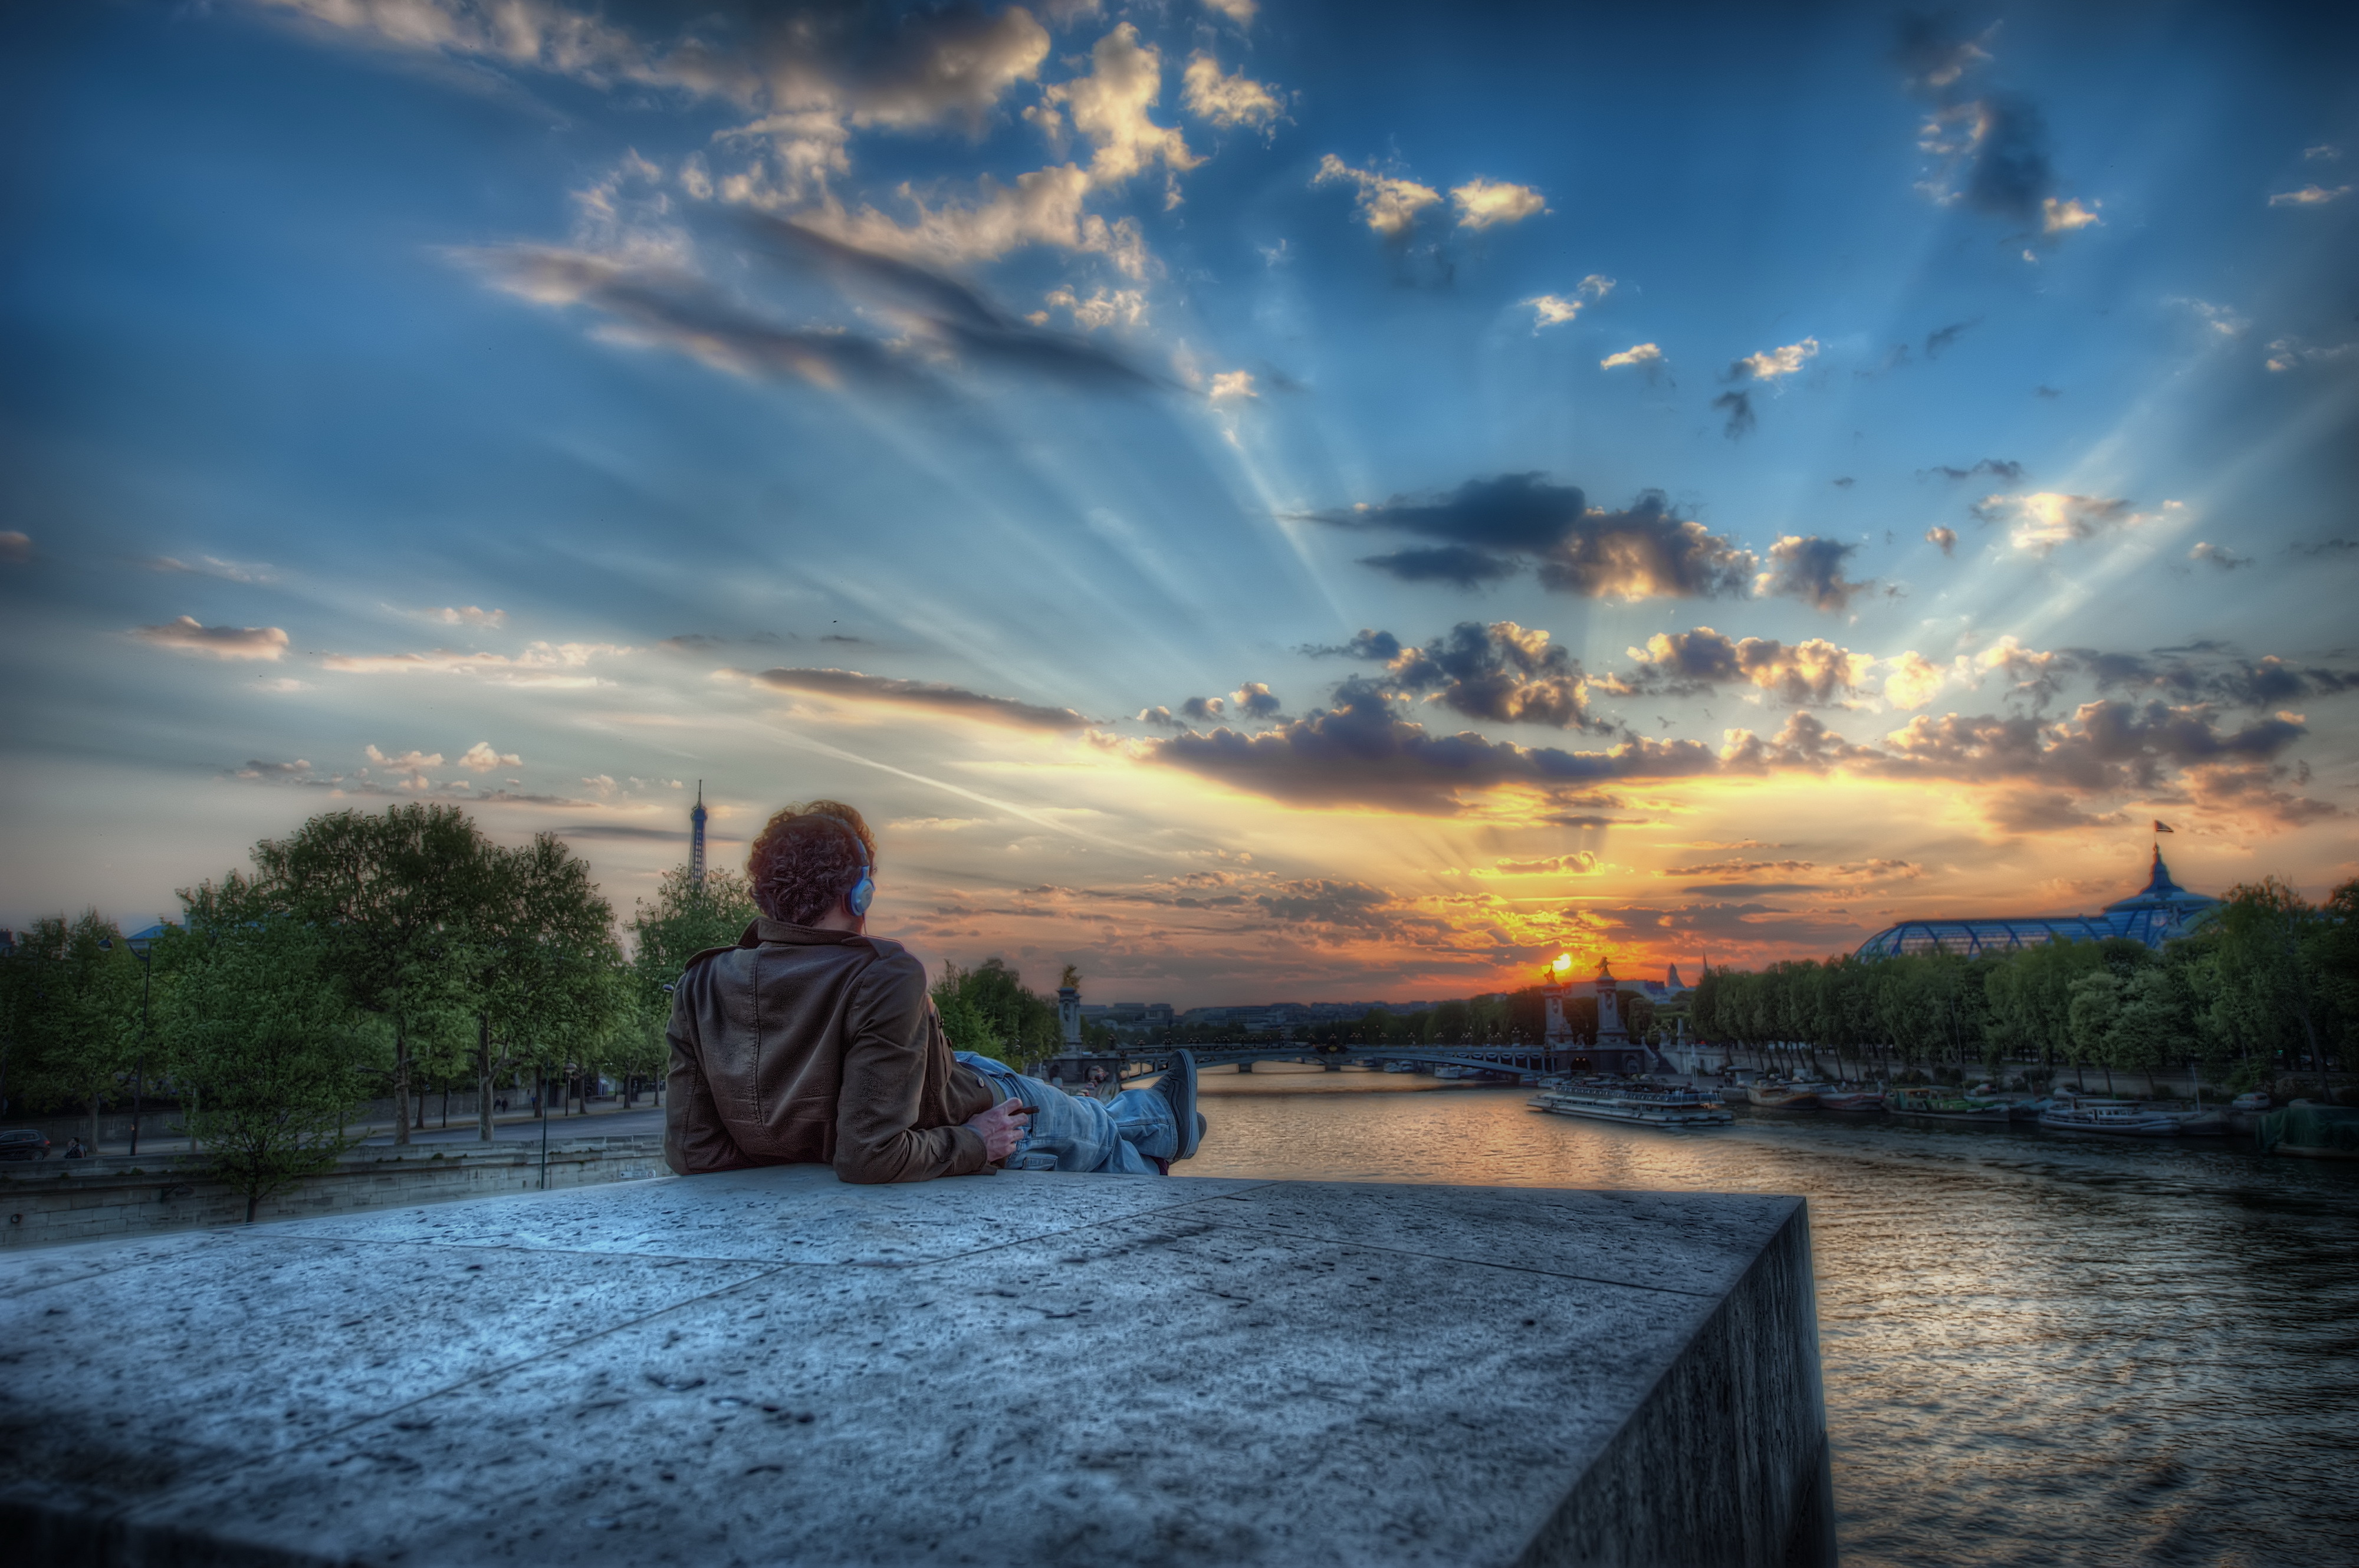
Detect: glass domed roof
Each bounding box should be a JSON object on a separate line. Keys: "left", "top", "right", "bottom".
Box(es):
{"left": 1854, "top": 848, "right": 2217, "bottom": 961}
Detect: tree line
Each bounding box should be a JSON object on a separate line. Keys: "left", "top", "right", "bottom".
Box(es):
{"left": 2, "top": 806, "right": 736, "bottom": 1217}
{"left": 1687, "top": 877, "right": 2358, "bottom": 1093}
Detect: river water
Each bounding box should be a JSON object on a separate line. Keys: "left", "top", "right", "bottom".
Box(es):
{"left": 1182, "top": 1070, "right": 2359, "bottom": 1567}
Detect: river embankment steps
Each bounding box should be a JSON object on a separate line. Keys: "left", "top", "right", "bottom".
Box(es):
{"left": 1, "top": 1167, "right": 1832, "bottom": 1567}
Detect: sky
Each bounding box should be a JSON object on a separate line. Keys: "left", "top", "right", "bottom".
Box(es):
{"left": 2, "top": 0, "right": 2355, "bottom": 1005}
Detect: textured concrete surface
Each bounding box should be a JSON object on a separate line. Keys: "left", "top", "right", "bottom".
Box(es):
{"left": 1, "top": 1168, "right": 1830, "bottom": 1567}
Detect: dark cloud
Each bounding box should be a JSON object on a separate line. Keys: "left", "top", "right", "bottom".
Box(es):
{"left": 1383, "top": 622, "right": 1599, "bottom": 730}
{"left": 1308, "top": 475, "right": 1756, "bottom": 600}
{"left": 1711, "top": 389, "right": 1755, "bottom": 439}
{"left": 1180, "top": 695, "right": 1226, "bottom": 722}
{"left": 745, "top": 216, "right": 1159, "bottom": 392}
{"left": 1230, "top": 682, "right": 1283, "bottom": 719}
{"left": 1867, "top": 700, "right": 2307, "bottom": 793}
{"left": 1921, "top": 458, "right": 2023, "bottom": 482}
{"left": 2035, "top": 384, "right": 2062, "bottom": 398}
{"left": 1927, "top": 526, "right": 1959, "bottom": 555}
{"left": 2289, "top": 537, "right": 2357, "bottom": 557}
{"left": 1832, "top": 476, "right": 1855, "bottom": 488}
{"left": 1897, "top": 17, "right": 2080, "bottom": 238}
{"left": 2188, "top": 541, "right": 2251, "bottom": 572}
{"left": 1146, "top": 679, "right": 1716, "bottom": 812}
{"left": 1302, "top": 629, "right": 1405, "bottom": 660}
{"left": 752, "top": 667, "right": 1088, "bottom": 729}
{"left": 1361, "top": 545, "right": 1520, "bottom": 586}
{"left": 1756, "top": 535, "right": 1872, "bottom": 612}
{"left": 1135, "top": 705, "right": 1186, "bottom": 728}
{"left": 1254, "top": 879, "right": 1398, "bottom": 928}
{"left": 659, "top": 631, "right": 787, "bottom": 652}
{"left": 2062, "top": 649, "right": 2359, "bottom": 708}
{"left": 1924, "top": 320, "right": 1979, "bottom": 357}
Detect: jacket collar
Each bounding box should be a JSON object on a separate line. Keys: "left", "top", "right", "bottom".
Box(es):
{"left": 744, "top": 917, "right": 866, "bottom": 948}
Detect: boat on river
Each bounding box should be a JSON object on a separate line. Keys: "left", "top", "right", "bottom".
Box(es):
{"left": 1532, "top": 1079, "right": 1734, "bottom": 1128}
{"left": 1746, "top": 1080, "right": 1825, "bottom": 1111}
{"left": 1818, "top": 1089, "right": 1886, "bottom": 1114}
{"left": 1886, "top": 1086, "right": 2012, "bottom": 1125}
{"left": 2037, "top": 1096, "right": 2181, "bottom": 1137}
{"left": 2256, "top": 1102, "right": 2359, "bottom": 1160}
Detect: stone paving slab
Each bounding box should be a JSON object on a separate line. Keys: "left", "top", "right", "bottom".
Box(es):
{"left": 1, "top": 1166, "right": 1828, "bottom": 1567}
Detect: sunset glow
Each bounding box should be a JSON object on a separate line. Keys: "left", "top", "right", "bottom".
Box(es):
{"left": 2, "top": 2, "right": 2353, "bottom": 1004}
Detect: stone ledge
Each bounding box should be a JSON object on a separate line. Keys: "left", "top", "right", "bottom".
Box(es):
{"left": 0, "top": 1168, "right": 1832, "bottom": 1567}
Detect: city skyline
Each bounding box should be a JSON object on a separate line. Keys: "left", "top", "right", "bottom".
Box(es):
{"left": 3, "top": 1, "right": 2354, "bottom": 1006}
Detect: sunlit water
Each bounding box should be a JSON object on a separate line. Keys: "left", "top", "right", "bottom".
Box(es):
{"left": 1183, "top": 1071, "right": 2359, "bottom": 1567}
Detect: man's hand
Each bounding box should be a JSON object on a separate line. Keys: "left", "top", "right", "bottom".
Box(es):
{"left": 964, "top": 1097, "right": 1032, "bottom": 1162}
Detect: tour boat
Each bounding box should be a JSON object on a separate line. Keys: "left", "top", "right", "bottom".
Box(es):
{"left": 1381, "top": 1060, "right": 1417, "bottom": 1074}
{"left": 1885, "top": 1086, "right": 2012, "bottom": 1125}
{"left": 2036, "top": 1097, "right": 2182, "bottom": 1137}
{"left": 1816, "top": 1089, "right": 1886, "bottom": 1114}
{"left": 1746, "top": 1080, "right": 1825, "bottom": 1111}
{"left": 1530, "top": 1079, "right": 1734, "bottom": 1129}
{"left": 2257, "top": 1103, "right": 2359, "bottom": 1161}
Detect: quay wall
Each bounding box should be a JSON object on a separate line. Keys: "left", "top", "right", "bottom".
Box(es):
{"left": 0, "top": 1136, "right": 668, "bottom": 1251}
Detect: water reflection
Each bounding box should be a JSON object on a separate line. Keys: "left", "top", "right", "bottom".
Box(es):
{"left": 1187, "top": 1076, "right": 2359, "bottom": 1567}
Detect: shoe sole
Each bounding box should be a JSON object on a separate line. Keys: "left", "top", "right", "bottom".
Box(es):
{"left": 1159, "top": 1050, "right": 1201, "bottom": 1161}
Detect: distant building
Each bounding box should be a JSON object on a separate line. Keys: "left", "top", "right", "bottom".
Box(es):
{"left": 1854, "top": 848, "right": 2216, "bottom": 961}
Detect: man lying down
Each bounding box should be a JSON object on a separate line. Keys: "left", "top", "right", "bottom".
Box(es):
{"left": 663, "top": 799, "right": 1203, "bottom": 1182}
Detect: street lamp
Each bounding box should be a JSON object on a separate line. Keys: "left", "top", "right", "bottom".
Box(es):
{"left": 123, "top": 923, "right": 167, "bottom": 1158}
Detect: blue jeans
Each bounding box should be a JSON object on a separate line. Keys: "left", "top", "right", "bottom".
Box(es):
{"left": 955, "top": 1053, "right": 1175, "bottom": 1175}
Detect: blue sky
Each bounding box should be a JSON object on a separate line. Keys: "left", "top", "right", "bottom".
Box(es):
{"left": 3, "top": 0, "right": 2354, "bottom": 1002}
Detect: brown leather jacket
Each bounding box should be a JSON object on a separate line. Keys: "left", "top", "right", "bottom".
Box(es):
{"left": 663, "top": 919, "right": 997, "bottom": 1184}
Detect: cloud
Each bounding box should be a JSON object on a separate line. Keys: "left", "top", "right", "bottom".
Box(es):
{"left": 149, "top": 554, "right": 275, "bottom": 583}
{"left": 784, "top": 162, "right": 1146, "bottom": 277}
{"left": 429, "top": 604, "right": 506, "bottom": 627}
{"left": 1927, "top": 525, "right": 1958, "bottom": 555}
{"left": 1450, "top": 178, "right": 1547, "bottom": 229}
{"left": 1882, "top": 651, "right": 1950, "bottom": 710}
{"left": 1711, "top": 389, "right": 1754, "bottom": 438}
{"left": 1146, "top": 678, "right": 1717, "bottom": 812}
{"left": 323, "top": 640, "right": 627, "bottom": 685}
{"left": 2264, "top": 336, "right": 2359, "bottom": 373}
{"left": 1730, "top": 337, "right": 1819, "bottom": 382}
{"left": 1486, "top": 853, "right": 1600, "bottom": 876}
{"left": 1862, "top": 701, "right": 2307, "bottom": 797}
{"left": 1229, "top": 682, "right": 1282, "bottom": 718}
{"left": 2268, "top": 184, "right": 2351, "bottom": 207}
{"left": 1600, "top": 342, "right": 1663, "bottom": 372}
{"left": 2305, "top": 144, "right": 2343, "bottom": 162}
{"left": 132, "top": 616, "right": 290, "bottom": 660}
{"left": 1181, "top": 695, "right": 1226, "bottom": 721}
{"left": 1973, "top": 491, "right": 2143, "bottom": 553}
{"left": 1664, "top": 857, "right": 1816, "bottom": 880}
{"left": 1201, "top": 0, "right": 1257, "bottom": 25}
{"left": 0, "top": 531, "right": 28, "bottom": 564}
{"left": 1180, "top": 52, "right": 1281, "bottom": 130}
{"left": 1307, "top": 473, "right": 1756, "bottom": 601}
{"left": 1617, "top": 628, "right": 1873, "bottom": 704}
{"left": 1207, "top": 369, "right": 1257, "bottom": 402}
{"left": 751, "top": 667, "right": 1088, "bottom": 731}
{"left": 2188, "top": 541, "right": 2251, "bottom": 572}
{"left": 237, "top": 759, "right": 313, "bottom": 778}
{"left": 1923, "top": 320, "right": 1977, "bottom": 357}
{"left": 1898, "top": 18, "right": 2096, "bottom": 244}
{"left": 458, "top": 742, "right": 523, "bottom": 771}
{"left": 1304, "top": 629, "right": 1404, "bottom": 661}
{"left": 1313, "top": 154, "right": 1441, "bottom": 237}
{"left": 1255, "top": 879, "right": 1400, "bottom": 929}
{"left": 1921, "top": 458, "right": 2023, "bottom": 482}
{"left": 1755, "top": 535, "right": 1871, "bottom": 612}
{"left": 2041, "top": 196, "right": 2101, "bottom": 234}
{"left": 1381, "top": 621, "right": 1599, "bottom": 730}
{"left": 1525, "top": 275, "right": 1612, "bottom": 329}
{"left": 365, "top": 745, "right": 444, "bottom": 770}
{"left": 2173, "top": 298, "right": 2248, "bottom": 338}
{"left": 1040, "top": 24, "right": 1197, "bottom": 186}
{"left": 1135, "top": 705, "right": 1185, "bottom": 728}
{"left": 1034, "top": 285, "right": 1145, "bottom": 330}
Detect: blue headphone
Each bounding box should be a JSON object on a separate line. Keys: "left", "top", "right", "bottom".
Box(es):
{"left": 846, "top": 858, "right": 875, "bottom": 918}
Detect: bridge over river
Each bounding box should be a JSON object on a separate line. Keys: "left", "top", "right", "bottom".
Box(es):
{"left": 1044, "top": 1040, "right": 1675, "bottom": 1086}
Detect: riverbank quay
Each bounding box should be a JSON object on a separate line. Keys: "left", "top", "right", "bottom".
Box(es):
{"left": 1, "top": 1136, "right": 666, "bottom": 1250}
{"left": 2, "top": 1168, "right": 1834, "bottom": 1567}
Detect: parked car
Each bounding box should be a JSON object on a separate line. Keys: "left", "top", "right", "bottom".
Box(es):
{"left": 0, "top": 1129, "right": 52, "bottom": 1161}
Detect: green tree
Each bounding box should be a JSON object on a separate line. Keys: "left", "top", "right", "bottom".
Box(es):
{"left": 6, "top": 913, "right": 140, "bottom": 1149}
{"left": 159, "top": 877, "right": 369, "bottom": 1221}
{"left": 254, "top": 805, "right": 489, "bottom": 1145}
{"left": 931, "top": 959, "right": 1059, "bottom": 1068}
{"left": 464, "top": 834, "right": 626, "bottom": 1137}
{"left": 2211, "top": 878, "right": 2337, "bottom": 1090}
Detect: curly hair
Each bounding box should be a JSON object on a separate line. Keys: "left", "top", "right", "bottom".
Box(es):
{"left": 747, "top": 800, "right": 878, "bottom": 925}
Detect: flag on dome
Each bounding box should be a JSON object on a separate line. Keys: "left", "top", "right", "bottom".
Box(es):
{"left": 2153, "top": 820, "right": 2174, "bottom": 833}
